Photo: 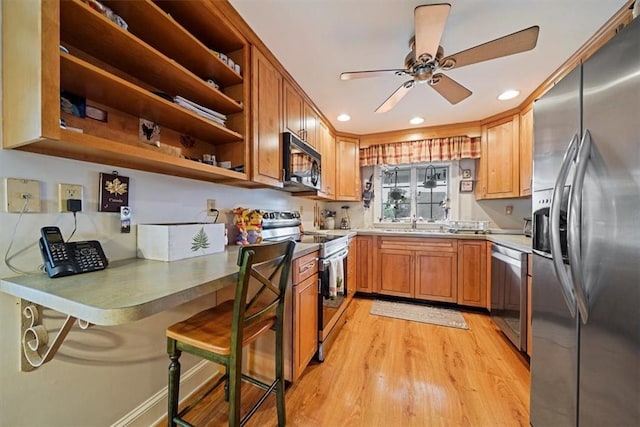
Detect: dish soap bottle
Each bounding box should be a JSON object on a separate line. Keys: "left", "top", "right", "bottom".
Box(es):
{"left": 340, "top": 206, "right": 351, "bottom": 230}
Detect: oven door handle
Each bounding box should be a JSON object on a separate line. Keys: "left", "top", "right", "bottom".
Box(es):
{"left": 321, "top": 249, "right": 349, "bottom": 266}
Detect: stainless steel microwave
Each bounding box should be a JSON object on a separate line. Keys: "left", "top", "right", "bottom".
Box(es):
{"left": 282, "top": 132, "right": 321, "bottom": 192}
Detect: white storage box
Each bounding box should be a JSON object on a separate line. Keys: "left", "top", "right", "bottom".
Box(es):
{"left": 137, "top": 223, "right": 225, "bottom": 261}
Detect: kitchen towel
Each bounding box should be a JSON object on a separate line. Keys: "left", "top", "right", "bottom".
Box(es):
{"left": 328, "top": 257, "right": 344, "bottom": 298}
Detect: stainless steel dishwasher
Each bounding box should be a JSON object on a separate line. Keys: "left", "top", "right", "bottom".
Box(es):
{"left": 490, "top": 244, "right": 527, "bottom": 352}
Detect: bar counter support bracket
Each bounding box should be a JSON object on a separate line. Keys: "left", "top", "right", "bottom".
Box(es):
{"left": 20, "top": 299, "right": 92, "bottom": 372}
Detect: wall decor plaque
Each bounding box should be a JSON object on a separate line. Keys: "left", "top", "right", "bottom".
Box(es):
{"left": 99, "top": 172, "right": 129, "bottom": 212}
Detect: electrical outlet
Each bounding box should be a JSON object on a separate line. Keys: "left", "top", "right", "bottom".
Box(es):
{"left": 5, "top": 178, "right": 41, "bottom": 212}
{"left": 206, "top": 199, "right": 217, "bottom": 215}
{"left": 505, "top": 205, "right": 514, "bottom": 215}
{"left": 58, "top": 183, "right": 83, "bottom": 212}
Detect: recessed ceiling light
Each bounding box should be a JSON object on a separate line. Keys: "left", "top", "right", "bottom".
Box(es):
{"left": 409, "top": 117, "right": 424, "bottom": 125}
{"left": 498, "top": 89, "right": 520, "bottom": 101}
{"left": 337, "top": 114, "right": 351, "bottom": 122}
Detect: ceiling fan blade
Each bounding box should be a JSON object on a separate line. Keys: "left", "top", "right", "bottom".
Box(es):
{"left": 429, "top": 73, "right": 472, "bottom": 105}
{"left": 414, "top": 3, "right": 451, "bottom": 63}
{"left": 340, "top": 69, "right": 409, "bottom": 80}
{"left": 375, "top": 80, "right": 415, "bottom": 113}
{"left": 443, "top": 26, "right": 540, "bottom": 69}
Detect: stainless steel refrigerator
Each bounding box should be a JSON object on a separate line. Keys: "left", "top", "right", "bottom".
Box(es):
{"left": 530, "top": 16, "right": 639, "bottom": 427}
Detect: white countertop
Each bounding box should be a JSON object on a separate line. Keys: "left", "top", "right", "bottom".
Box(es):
{"left": 324, "top": 228, "right": 532, "bottom": 253}
{"left": 0, "top": 243, "right": 319, "bottom": 326}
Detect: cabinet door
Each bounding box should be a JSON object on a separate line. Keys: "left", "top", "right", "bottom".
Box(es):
{"left": 415, "top": 251, "right": 458, "bottom": 303}
{"left": 293, "top": 274, "right": 318, "bottom": 380}
{"left": 477, "top": 115, "right": 520, "bottom": 199}
{"left": 318, "top": 121, "right": 336, "bottom": 198}
{"left": 283, "top": 80, "right": 303, "bottom": 139}
{"left": 303, "top": 102, "right": 318, "bottom": 148}
{"left": 355, "top": 236, "right": 374, "bottom": 293}
{"left": 346, "top": 238, "right": 356, "bottom": 295}
{"left": 378, "top": 249, "right": 413, "bottom": 297}
{"left": 457, "top": 241, "right": 487, "bottom": 307}
{"left": 251, "top": 47, "right": 283, "bottom": 186}
{"left": 519, "top": 106, "right": 533, "bottom": 196}
{"left": 335, "top": 136, "right": 360, "bottom": 201}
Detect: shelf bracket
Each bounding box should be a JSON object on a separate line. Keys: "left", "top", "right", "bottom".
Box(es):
{"left": 20, "top": 299, "right": 92, "bottom": 372}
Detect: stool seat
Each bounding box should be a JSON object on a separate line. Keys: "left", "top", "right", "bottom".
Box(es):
{"left": 166, "top": 300, "right": 275, "bottom": 355}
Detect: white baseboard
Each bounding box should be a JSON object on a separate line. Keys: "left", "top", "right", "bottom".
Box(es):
{"left": 111, "top": 361, "right": 220, "bottom": 427}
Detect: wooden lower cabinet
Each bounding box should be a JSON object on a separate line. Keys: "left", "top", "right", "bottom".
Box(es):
{"left": 293, "top": 273, "right": 318, "bottom": 379}
{"left": 354, "top": 235, "right": 376, "bottom": 293}
{"left": 379, "top": 248, "right": 413, "bottom": 297}
{"left": 415, "top": 251, "right": 458, "bottom": 303}
{"left": 292, "top": 251, "right": 319, "bottom": 380}
{"left": 457, "top": 240, "right": 487, "bottom": 307}
{"left": 377, "top": 237, "right": 458, "bottom": 300}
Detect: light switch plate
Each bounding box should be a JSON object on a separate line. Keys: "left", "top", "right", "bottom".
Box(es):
{"left": 5, "top": 178, "right": 42, "bottom": 213}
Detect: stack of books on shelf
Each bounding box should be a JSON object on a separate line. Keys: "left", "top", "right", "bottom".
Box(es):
{"left": 174, "top": 96, "right": 227, "bottom": 126}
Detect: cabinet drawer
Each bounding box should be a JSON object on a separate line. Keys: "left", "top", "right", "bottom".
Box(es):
{"left": 380, "top": 237, "right": 457, "bottom": 252}
{"left": 293, "top": 251, "right": 319, "bottom": 283}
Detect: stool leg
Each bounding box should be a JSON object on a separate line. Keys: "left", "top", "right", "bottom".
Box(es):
{"left": 275, "top": 324, "right": 286, "bottom": 426}
{"left": 228, "top": 354, "right": 242, "bottom": 427}
{"left": 167, "top": 339, "right": 182, "bottom": 427}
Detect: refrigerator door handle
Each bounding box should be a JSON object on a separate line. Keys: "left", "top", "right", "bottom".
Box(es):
{"left": 568, "top": 129, "right": 592, "bottom": 323}
{"left": 550, "top": 133, "right": 579, "bottom": 318}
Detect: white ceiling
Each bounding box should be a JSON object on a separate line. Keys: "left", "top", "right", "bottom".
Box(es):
{"left": 228, "top": 0, "right": 628, "bottom": 135}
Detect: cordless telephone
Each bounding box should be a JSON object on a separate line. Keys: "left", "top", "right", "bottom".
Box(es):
{"left": 39, "top": 226, "right": 108, "bottom": 278}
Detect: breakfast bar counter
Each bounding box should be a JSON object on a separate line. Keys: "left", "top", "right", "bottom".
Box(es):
{"left": 0, "top": 243, "right": 320, "bottom": 326}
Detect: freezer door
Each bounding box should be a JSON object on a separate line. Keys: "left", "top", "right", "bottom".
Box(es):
{"left": 533, "top": 66, "right": 581, "bottom": 193}
{"left": 531, "top": 254, "right": 578, "bottom": 426}
{"left": 578, "top": 17, "right": 640, "bottom": 427}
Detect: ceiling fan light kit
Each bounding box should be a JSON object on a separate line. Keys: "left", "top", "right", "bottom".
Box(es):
{"left": 340, "top": 3, "right": 539, "bottom": 113}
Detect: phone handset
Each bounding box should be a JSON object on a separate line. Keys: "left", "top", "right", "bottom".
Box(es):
{"left": 39, "top": 226, "right": 108, "bottom": 278}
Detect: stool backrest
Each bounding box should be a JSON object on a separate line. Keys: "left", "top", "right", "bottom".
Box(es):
{"left": 231, "top": 240, "right": 295, "bottom": 350}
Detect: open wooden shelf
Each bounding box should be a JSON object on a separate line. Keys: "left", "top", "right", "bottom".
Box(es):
{"left": 60, "top": 53, "right": 242, "bottom": 144}
{"left": 60, "top": 0, "right": 241, "bottom": 115}
{"left": 154, "top": 1, "right": 246, "bottom": 54}
{"left": 102, "top": 0, "right": 243, "bottom": 87}
{"left": 25, "top": 129, "right": 249, "bottom": 184}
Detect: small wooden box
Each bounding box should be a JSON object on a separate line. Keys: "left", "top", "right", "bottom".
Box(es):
{"left": 137, "top": 223, "right": 225, "bottom": 261}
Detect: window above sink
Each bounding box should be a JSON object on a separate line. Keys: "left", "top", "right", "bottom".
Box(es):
{"left": 379, "top": 163, "right": 450, "bottom": 222}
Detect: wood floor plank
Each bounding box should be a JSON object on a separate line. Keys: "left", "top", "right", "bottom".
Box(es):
{"left": 162, "top": 297, "right": 530, "bottom": 426}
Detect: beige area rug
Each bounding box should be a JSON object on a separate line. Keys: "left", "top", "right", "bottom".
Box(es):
{"left": 370, "top": 300, "right": 469, "bottom": 330}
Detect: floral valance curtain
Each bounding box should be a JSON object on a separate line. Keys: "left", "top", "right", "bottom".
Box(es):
{"left": 360, "top": 136, "right": 480, "bottom": 166}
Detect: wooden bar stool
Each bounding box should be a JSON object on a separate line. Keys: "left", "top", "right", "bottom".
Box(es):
{"left": 166, "top": 240, "right": 295, "bottom": 427}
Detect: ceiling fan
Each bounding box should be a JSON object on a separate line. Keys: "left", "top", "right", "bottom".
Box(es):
{"left": 340, "top": 3, "right": 539, "bottom": 113}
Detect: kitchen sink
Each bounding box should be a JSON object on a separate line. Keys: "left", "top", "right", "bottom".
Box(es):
{"left": 382, "top": 228, "right": 449, "bottom": 234}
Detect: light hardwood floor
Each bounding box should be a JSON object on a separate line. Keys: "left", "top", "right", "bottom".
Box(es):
{"left": 167, "top": 297, "right": 530, "bottom": 426}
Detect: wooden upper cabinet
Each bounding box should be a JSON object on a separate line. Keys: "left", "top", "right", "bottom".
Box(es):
{"left": 476, "top": 114, "right": 520, "bottom": 199}
{"left": 335, "top": 135, "right": 361, "bottom": 201}
{"left": 457, "top": 240, "right": 487, "bottom": 308}
{"left": 251, "top": 47, "right": 283, "bottom": 187}
{"left": 3, "top": 0, "right": 250, "bottom": 184}
{"left": 283, "top": 80, "right": 304, "bottom": 140}
{"left": 519, "top": 106, "right": 533, "bottom": 196}
{"left": 283, "top": 80, "right": 319, "bottom": 149}
{"left": 318, "top": 120, "right": 336, "bottom": 199}
{"left": 303, "top": 102, "right": 319, "bottom": 149}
